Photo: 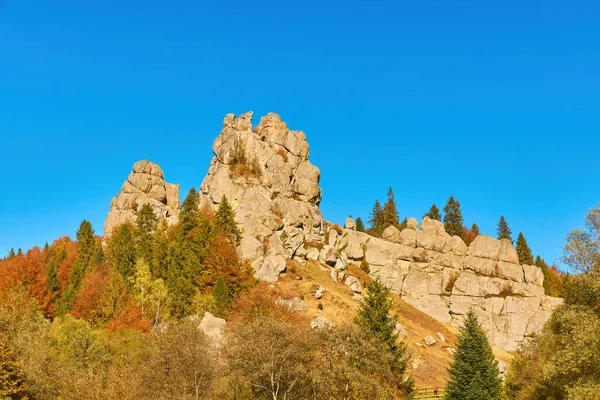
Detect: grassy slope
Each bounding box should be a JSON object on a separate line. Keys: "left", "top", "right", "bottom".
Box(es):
{"left": 276, "top": 260, "right": 512, "bottom": 388}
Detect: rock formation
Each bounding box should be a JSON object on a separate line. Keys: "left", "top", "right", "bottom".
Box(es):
{"left": 104, "top": 160, "right": 180, "bottom": 236}
{"left": 198, "top": 112, "right": 325, "bottom": 281}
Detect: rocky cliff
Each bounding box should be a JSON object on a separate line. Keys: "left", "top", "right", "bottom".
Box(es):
{"left": 198, "top": 112, "right": 325, "bottom": 281}
{"left": 104, "top": 160, "right": 180, "bottom": 236}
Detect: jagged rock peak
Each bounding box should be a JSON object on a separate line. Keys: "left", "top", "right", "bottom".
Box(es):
{"left": 199, "top": 112, "right": 324, "bottom": 282}
{"left": 104, "top": 160, "right": 180, "bottom": 236}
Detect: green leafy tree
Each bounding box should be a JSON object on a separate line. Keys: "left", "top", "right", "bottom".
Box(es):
{"left": 471, "top": 223, "right": 480, "bottom": 236}
{"left": 58, "top": 220, "right": 101, "bottom": 315}
{"left": 369, "top": 200, "right": 384, "bottom": 235}
{"left": 424, "top": 204, "right": 442, "bottom": 221}
{"left": 381, "top": 187, "right": 400, "bottom": 230}
{"left": 215, "top": 195, "right": 241, "bottom": 245}
{"left": 356, "top": 278, "right": 413, "bottom": 395}
{"left": 135, "top": 203, "right": 157, "bottom": 264}
{"left": 445, "top": 310, "right": 501, "bottom": 400}
{"left": 355, "top": 217, "right": 365, "bottom": 232}
{"left": 443, "top": 195, "right": 464, "bottom": 237}
{"left": 212, "top": 276, "right": 231, "bottom": 317}
{"left": 516, "top": 233, "right": 534, "bottom": 265}
{"left": 497, "top": 216, "right": 513, "bottom": 243}
{"left": 0, "top": 341, "right": 29, "bottom": 399}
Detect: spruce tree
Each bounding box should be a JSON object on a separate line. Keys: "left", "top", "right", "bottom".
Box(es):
{"left": 471, "top": 223, "right": 480, "bottom": 236}
{"left": 16, "top": 249, "right": 22, "bottom": 257}
{"left": 443, "top": 195, "right": 464, "bottom": 237}
{"left": 180, "top": 188, "right": 200, "bottom": 234}
{"left": 213, "top": 276, "right": 231, "bottom": 317}
{"left": 215, "top": 195, "right": 241, "bottom": 245}
{"left": 382, "top": 187, "right": 400, "bottom": 230}
{"left": 369, "top": 200, "right": 384, "bottom": 235}
{"left": 445, "top": 310, "right": 502, "bottom": 400}
{"left": 535, "top": 255, "right": 551, "bottom": 295}
{"left": 7, "top": 248, "right": 15, "bottom": 259}
{"left": 424, "top": 204, "right": 442, "bottom": 221}
{"left": 355, "top": 217, "right": 365, "bottom": 232}
{"left": 497, "top": 216, "right": 513, "bottom": 243}
{"left": 108, "top": 224, "right": 137, "bottom": 280}
{"left": 135, "top": 203, "right": 157, "bottom": 263}
{"left": 516, "top": 233, "right": 534, "bottom": 265}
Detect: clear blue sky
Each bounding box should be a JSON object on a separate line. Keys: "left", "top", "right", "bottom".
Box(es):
{"left": 1, "top": 0, "right": 599, "bottom": 268}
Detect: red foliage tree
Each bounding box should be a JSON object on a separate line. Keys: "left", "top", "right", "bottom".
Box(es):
{"left": 70, "top": 265, "right": 111, "bottom": 324}
{"left": 106, "top": 304, "right": 151, "bottom": 333}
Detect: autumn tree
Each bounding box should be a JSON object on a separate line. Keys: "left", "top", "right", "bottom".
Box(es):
{"left": 516, "top": 233, "right": 534, "bottom": 265}
{"left": 445, "top": 310, "right": 501, "bottom": 400}
{"left": 497, "top": 216, "right": 513, "bottom": 243}
{"left": 215, "top": 195, "right": 241, "bottom": 245}
{"left": 0, "top": 341, "right": 29, "bottom": 399}
{"left": 424, "top": 204, "right": 442, "bottom": 221}
{"left": 443, "top": 195, "right": 464, "bottom": 237}
{"left": 355, "top": 217, "right": 365, "bottom": 232}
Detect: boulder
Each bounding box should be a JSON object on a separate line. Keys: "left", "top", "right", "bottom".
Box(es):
{"left": 276, "top": 297, "right": 307, "bottom": 312}
{"left": 498, "top": 238, "right": 520, "bottom": 264}
{"left": 314, "top": 286, "right": 326, "bottom": 299}
{"left": 345, "top": 275, "right": 362, "bottom": 293}
{"left": 311, "top": 316, "right": 336, "bottom": 330}
{"left": 320, "top": 245, "right": 337, "bottom": 266}
{"left": 382, "top": 225, "right": 401, "bottom": 242}
{"left": 421, "top": 217, "right": 447, "bottom": 235}
{"left": 399, "top": 228, "right": 417, "bottom": 247}
{"left": 344, "top": 216, "right": 356, "bottom": 230}
{"left": 437, "top": 332, "right": 446, "bottom": 342}
{"left": 424, "top": 335, "right": 437, "bottom": 345}
{"left": 394, "top": 322, "right": 408, "bottom": 336}
{"left": 468, "top": 235, "right": 501, "bottom": 259}
{"left": 443, "top": 236, "right": 468, "bottom": 255}
{"left": 407, "top": 217, "right": 419, "bottom": 230}
{"left": 198, "top": 312, "right": 226, "bottom": 341}
{"left": 523, "top": 264, "right": 545, "bottom": 287}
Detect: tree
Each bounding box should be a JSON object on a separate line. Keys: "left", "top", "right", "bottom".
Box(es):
{"left": 535, "top": 255, "right": 551, "bottom": 295}
{"left": 471, "top": 223, "right": 480, "bottom": 236}
{"left": 180, "top": 188, "right": 200, "bottom": 234}
{"left": 6, "top": 249, "right": 15, "bottom": 260}
{"left": 214, "top": 196, "right": 241, "bottom": 245}
{"left": 356, "top": 278, "right": 412, "bottom": 395}
{"left": 516, "top": 233, "right": 534, "bottom": 265}
{"left": 445, "top": 310, "right": 501, "bottom": 400}
{"left": 355, "top": 217, "right": 365, "bottom": 232}
{"left": 381, "top": 187, "right": 400, "bottom": 230}
{"left": 212, "top": 276, "right": 231, "bottom": 318}
{"left": 561, "top": 203, "right": 600, "bottom": 273}
{"left": 135, "top": 203, "right": 157, "bottom": 264}
{"left": 107, "top": 224, "right": 137, "bottom": 281}
{"left": 0, "top": 341, "right": 29, "bottom": 399}
{"left": 369, "top": 199, "right": 384, "bottom": 235}
{"left": 443, "top": 195, "right": 464, "bottom": 237}
{"left": 497, "top": 216, "right": 513, "bottom": 243}
{"left": 424, "top": 204, "right": 442, "bottom": 221}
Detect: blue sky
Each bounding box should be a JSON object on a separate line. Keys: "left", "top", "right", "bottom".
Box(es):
{"left": 1, "top": 0, "right": 599, "bottom": 268}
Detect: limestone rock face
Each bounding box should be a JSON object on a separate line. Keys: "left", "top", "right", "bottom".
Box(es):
{"left": 104, "top": 160, "right": 180, "bottom": 236}
{"left": 330, "top": 217, "right": 563, "bottom": 351}
{"left": 199, "top": 112, "right": 324, "bottom": 281}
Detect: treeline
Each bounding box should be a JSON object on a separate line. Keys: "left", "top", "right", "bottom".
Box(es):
{"left": 352, "top": 189, "right": 564, "bottom": 296}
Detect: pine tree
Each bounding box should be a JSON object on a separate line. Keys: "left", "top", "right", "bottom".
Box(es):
{"left": 516, "top": 233, "right": 534, "bottom": 265}
{"left": 381, "top": 187, "right": 400, "bottom": 230}
{"left": 16, "top": 249, "right": 22, "bottom": 257}
{"left": 443, "top": 195, "right": 464, "bottom": 237}
{"left": 356, "top": 278, "right": 413, "bottom": 394}
{"left": 355, "top": 217, "right": 365, "bottom": 232}
{"left": 369, "top": 200, "right": 384, "bottom": 235}
{"left": 399, "top": 218, "right": 408, "bottom": 231}
{"left": 471, "top": 223, "right": 480, "bottom": 236}
{"left": 180, "top": 188, "right": 200, "bottom": 234}
{"left": 7, "top": 248, "right": 15, "bottom": 259}
{"left": 108, "top": 224, "right": 137, "bottom": 280}
{"left": 445, "top": 310, "right": 502, "bottom": 400}
{"left": 535, "top": 255, "right": 551, "bottom": 295}
{"left": 213, "top": 276, "right": 231, "bottom": 317}
{"left": 215, "top": 195, "right": 241, "bottom": 245}
{"left": 0, "top": 341, "right": 29, "bottom": 399}
{"left": 424, "top": 204, "right": 442, "bottom": 221}
{"left": 497, "top": 216, "right": 513, "bottom": 243}
{"left": 135, "top": 203, "right": 157, "bottom": 263}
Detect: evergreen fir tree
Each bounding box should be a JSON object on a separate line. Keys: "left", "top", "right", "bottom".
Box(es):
{"left": 108, "top": 224, "right": 137, "bottom": 280}
{"left": 135, "top": 203, "right": 158, "bottom": 263}
{"left": 215, "top": 195, "right": 242, "bottom": 245}
{"left": 356, "top": 278, "right": 413, "bottom": 394}
{"left": 516, "top": 232, "right": 534, "bottom": 265}
{"left": 399, "top": 218, "right": 408, "bottom": 231}
{"left": 369, "top": 200, "right": 384, "bottom": 235}
{"left": 497, "top": 216, "right": 513, "bottom": 243}
{"left": 424, "top": 204, "right": 442, "bottom": 221}
{"left": 355, "top": 217, "right": 365, "bottom": 232}
{"left": 180, "top": 188, "right": 200, "bottom": 234}
{"left": 471, "top": 223, "right": 480, "bottom": 236}
{"left": 443, "top": 195, "right": 464, "bottom": 237}
{"left": 381, "top": 187, "right": 400, "bottom": 230}
{"left": 213, "top": 276, "right": 231, "bottom": 317}
{"left": 6, "top": 248, "right": 15, "bottom": 260}
{"left": 0, "top": 341, "right": 29, "bottom": 399}
{"left": 151, "top": 220, "right": 170, "bottom": 280}
{"left": 445, "top": 310, "right": 502, "bottom": 400}
{"left": 45, "top": 245, "right": 59, "bottom": 295}
{"left": 535, "top": 255, "right": 551, "bottom": 295}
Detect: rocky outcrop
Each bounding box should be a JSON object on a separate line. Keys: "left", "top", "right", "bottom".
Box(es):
{"left": 198, "top": 112, "right": 325, "bottom": 281}
{"left": 104, "top": 160, "right": 180, "bottom": 236}
{"left": 328, "top": 217, "right": 563, "bottom": 351}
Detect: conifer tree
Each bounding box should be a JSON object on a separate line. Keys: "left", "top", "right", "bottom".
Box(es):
{"left": 0, "top": 341, "right": 29, "bottom": 399}
{"left": 16, "top": 249, "right": 22, "bottom": 257}
{"left": 424, "top": 204, "right": 442, "bottom": 221}
{"left": 369, "top": 200, "right": 384, "bottom": 235}
{"left": 382, "top": 187, "right": 400, "bottom": 230}
{"left": 445, "top": 310, "right": 501, "bottom": 400}
{"left": 443, "top": 195, "right": 464, "bottom": 237}
{"left": 516, "top": 232, "right": 534, "bottom": 265}
{"left": 215, "top": 195, "right": 241, "bottom": 245}
{"left": 535, "top": 255, "right": 551, "bottom": 295}
{"left": 399, "top": 218, "right": 408, "bottom": 231}
{"left": 356, "top": 278, "right": 413, "bottom": 394}
{"left": 471, "top": 223, "right": 480, "bottom": 236}
{"left": 108, "top": 224, "right": 137, "bottom": 280}
{"left": 135, "top": 203, "right": 157, "bottom": 263}
{"left": 213, "top": 276, "right": 231, "bottom": 317}
{"left": 180, "top": 188, "right": 200, "bottom": 234}
{"left": 497, "top": 216, "right": 513, "bottom": 243}
{"left": 7, "top": 248, "right": 15, "bottom": 259}
{"left": 355, "top": 217, "right": 365, "bottom": 232}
